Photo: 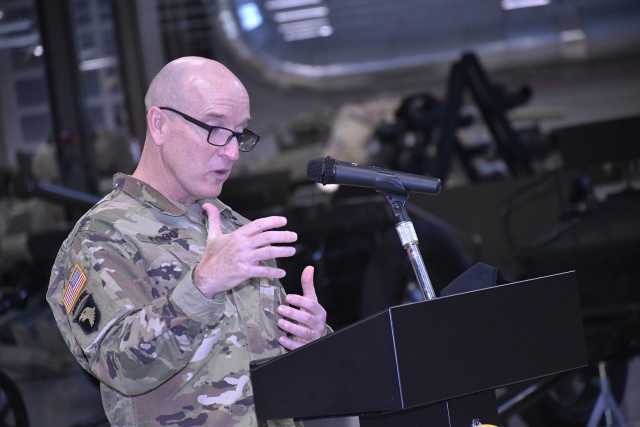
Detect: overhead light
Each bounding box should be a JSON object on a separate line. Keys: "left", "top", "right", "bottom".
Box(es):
{"left": 273, "top": 6, "right": 328, "bottom": 24}
{"left": 501, "top": 0, "right": 550, "bottom": 10}
{"left": 560, "top": 29, "right": 586, "bottom": 43}
{"left": 267, "top": 0, "right": 333, "bottom": 42}
{"left": 278, "top": 17, "right": 329, "bottom": 33}
{"left": 276, "top": 14, "right": 333, "bottom": 41}
{"left": 0, "top": 19, "right": 32, "bottom": 34}
{"left": 265, "top": 0, "right": 321, "bottom": 11}
{"left": 237, "top": 2, "right": 263, "bottom": 31}
{"left": 79, "top": 57, "right": 116, "bottom": 72}
{"left": 33, "top": 44, "right": 43, "bottom": 57}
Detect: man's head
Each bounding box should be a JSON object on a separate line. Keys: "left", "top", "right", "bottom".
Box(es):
{"left": 135, "top": 56, "right": 254, "bottom": 205}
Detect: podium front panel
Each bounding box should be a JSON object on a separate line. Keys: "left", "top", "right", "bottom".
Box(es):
{"left": 250, "top": 271, "right": 587, "bottom": 420}
{"left": 251, "top": 311, "right": 404, "bottom": 420}
{"left": 392, "top": 271, "right": 587, "bottom": 407}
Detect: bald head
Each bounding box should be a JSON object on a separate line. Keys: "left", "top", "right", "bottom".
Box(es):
{"left": 135, "top": 57, "right": 252, "bottom": 204}
{"left": 144, "top": 57, "right": 248, "bottom": 112}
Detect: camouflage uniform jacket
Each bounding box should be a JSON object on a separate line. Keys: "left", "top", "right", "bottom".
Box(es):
{"left": 47, "top": 173, "right": 301, "bottom": 427}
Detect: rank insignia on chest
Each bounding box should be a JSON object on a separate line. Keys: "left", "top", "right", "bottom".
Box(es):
{"left": 74, "top": 294, "right": 101, "bottom": 334}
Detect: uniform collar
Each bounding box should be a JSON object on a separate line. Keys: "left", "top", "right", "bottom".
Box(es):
{"left": 112, "top": 173, "right": 231, "bottom": 217}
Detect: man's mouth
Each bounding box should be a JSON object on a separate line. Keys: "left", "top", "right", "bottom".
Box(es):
{"left": 213, "top": 169, "right": 231, "bottom": 179}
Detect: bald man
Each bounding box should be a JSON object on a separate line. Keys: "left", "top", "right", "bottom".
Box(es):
{"left": 47, "top": 57, "right": 328, "bottom": 427}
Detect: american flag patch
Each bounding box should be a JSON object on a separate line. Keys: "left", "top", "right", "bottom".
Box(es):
{"left": 63, "top": 264, "right": 87, "bottom": 314}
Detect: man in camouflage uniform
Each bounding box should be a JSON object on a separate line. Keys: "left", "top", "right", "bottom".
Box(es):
{"left": 47, "top": 57, "right": 328, "bottom": 426}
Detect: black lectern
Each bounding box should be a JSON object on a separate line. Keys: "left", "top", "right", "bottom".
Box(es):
{"left": 250, "top": 271, "right": 587, "bottom": 425}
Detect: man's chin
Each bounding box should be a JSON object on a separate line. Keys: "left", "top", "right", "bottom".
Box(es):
{"left": 199, "top": 182, "right": 224, "bottom": 200}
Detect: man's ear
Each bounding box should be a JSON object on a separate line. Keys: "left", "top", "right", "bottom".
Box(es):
{"left": 147, "top": 107, "right": 167, "bottom": 146}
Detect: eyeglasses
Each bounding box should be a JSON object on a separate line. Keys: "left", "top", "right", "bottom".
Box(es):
{"left": 159, "top": 107, "right": 260, "bottom": 152}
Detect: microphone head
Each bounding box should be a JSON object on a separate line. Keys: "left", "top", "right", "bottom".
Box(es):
{"left": 306, "top": 156, "right": 337, "bottom": 185}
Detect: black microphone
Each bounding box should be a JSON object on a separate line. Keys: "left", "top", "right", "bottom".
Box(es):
{"left": 306, "top": 156, "right": 441, "bottom": 195}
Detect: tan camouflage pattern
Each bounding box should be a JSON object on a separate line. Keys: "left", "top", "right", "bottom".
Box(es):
{"left": 47, "top": 173, "right": 303, "bottom": 427}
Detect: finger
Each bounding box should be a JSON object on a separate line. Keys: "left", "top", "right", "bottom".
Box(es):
{"left": 202, "top": 203, "right": 222, "bottom": 239}
{"left": 277, "top": 318, "right": 315, "bottom": 341}
{"left": 240, "top": 216, "right": 289, "bottom": 237}
{"left": 243, "top": 264, "right": 288, "bottom": 280}
{"left": 250, "top": 245, "right": 296, "bottom": 263}
{"left": 279, "top": 335, "right": 303, "bottom": 351}
{"left": 250, "top": 230, "right": 298, "bottom": 249}
{"left": 283, "top": 266, "right": 321, "bottom": 313}
{"left": 277, "top": 304, "right": 314, "bottom": 326}
{"left": 300, "top": 266, "right": 316, "bottom": 300}
{"left": 284, "top": 294, "right": 320, "bottom": 313}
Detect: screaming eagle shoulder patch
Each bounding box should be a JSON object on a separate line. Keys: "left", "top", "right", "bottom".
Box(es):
{"left": 73, "top": 294, "right": 101, "bottom": 335}
{"left": 63, "top": 264, "right": 87, "bottom": 314}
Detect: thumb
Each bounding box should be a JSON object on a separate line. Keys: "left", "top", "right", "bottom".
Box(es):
{"left": 300, "top": 266, "right": 317, "bottom": 300}
{"left": 202, "top": 202, "right": 223, "bottom": 240}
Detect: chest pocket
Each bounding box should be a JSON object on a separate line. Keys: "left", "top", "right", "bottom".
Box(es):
{"left": 135, "top": 227, "right": 204, "bottom": 298}
{"left": 258, "top": 278, "right": 283, "bottom": 322}
{"left": 257, "top": 279, "right": 288, "bottom": 354}
{"left": 144, "top": 246, "right": 196, "bottom": 299}
{"left": 147, "top": 255, "right": 186, "bottom": 286}
{"left": 230, "top": 278, "right": 287, "bottom": 358}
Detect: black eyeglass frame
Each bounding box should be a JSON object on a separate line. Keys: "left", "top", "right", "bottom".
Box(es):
{"left": 158, "top": 106, "right": 260, "bottom": 152}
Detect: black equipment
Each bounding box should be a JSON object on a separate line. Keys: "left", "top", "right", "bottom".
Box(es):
{"left": 435, "top": 52, "right": 535, "bottom": 181}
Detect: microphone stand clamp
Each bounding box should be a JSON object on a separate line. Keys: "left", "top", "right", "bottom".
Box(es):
{"left": 383, "top": 191, "right": 437, "bottom": 301}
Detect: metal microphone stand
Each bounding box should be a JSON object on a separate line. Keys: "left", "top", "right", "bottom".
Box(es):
{"left": 383, "top": 191, "right": 437, "bottom": 301}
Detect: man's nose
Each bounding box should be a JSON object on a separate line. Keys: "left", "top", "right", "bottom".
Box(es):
{"left": 220, "top": 137, "right": 240, "bottom": 160}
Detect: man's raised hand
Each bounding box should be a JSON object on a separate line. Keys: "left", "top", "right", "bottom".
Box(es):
{"left": 193, "top": 203, "right": 298, "bottom": 297}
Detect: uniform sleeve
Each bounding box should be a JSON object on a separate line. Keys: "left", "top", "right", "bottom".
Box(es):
{"left": 47, "top": 229, "right": 226, "bottom": 396}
